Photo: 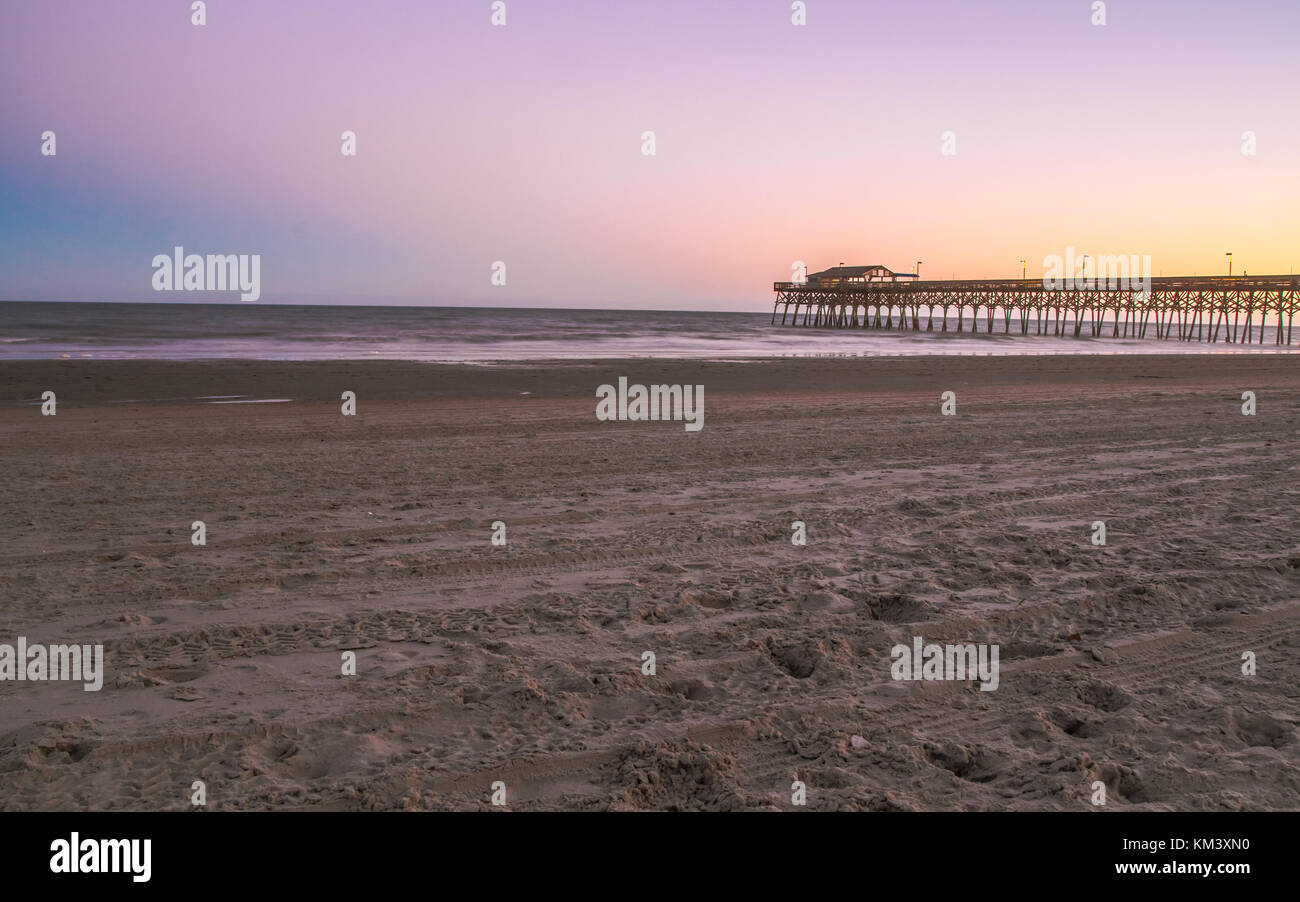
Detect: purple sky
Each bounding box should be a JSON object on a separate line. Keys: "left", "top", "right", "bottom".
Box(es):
{"left": 2, "top": 0, "right": 1297, "bottom": 309}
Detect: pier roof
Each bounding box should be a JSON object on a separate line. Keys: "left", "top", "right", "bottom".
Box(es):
{"left": 807, "top": 264, "right": 915, "bottom": 281}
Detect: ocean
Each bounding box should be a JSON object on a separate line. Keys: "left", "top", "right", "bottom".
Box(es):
{"left": 0, "top": 301, "right": 1291, "bottom": 362}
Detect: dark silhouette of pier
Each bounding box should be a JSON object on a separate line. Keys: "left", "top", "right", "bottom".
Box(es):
{"left": 772, "top": 273, "right": 1300, "bottom": 344}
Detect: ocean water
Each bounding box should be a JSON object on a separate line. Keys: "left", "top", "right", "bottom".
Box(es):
{"left": 0, "top": 301, "right": 1291, "bottom": 362}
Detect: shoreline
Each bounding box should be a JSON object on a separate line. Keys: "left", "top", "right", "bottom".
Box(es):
{"left": 3, "top": 353, "right": 1298, "bottom": 407}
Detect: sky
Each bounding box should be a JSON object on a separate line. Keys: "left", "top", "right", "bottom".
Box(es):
{"left": 1, "top": 0, "right": 1297, "bottom": 310}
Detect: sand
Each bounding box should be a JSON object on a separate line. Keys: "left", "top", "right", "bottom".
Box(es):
{"left": 1, "top": 354, "right": 1298, "bottom": 810}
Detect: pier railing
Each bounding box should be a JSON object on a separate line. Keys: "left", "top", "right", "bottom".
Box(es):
{"left": 771, "top": 274, "right": 1300, "bottom": 344}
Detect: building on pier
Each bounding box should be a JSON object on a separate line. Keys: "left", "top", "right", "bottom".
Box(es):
{"left": 804, "top": 265, "right": 919, "bottom": 285}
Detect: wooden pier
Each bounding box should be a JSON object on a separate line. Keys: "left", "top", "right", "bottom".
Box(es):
{"left": 772, "top": 273, "right": 1300, "bottom": 345}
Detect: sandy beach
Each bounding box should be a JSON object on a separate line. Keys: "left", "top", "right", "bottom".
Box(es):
{"left": 1, "top": 354, "right": 1298, "bottom": 810}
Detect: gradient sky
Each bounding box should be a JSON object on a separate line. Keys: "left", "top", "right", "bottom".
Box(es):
{"left": 2, "top": 0, "right": 1297, "bottom": 310}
